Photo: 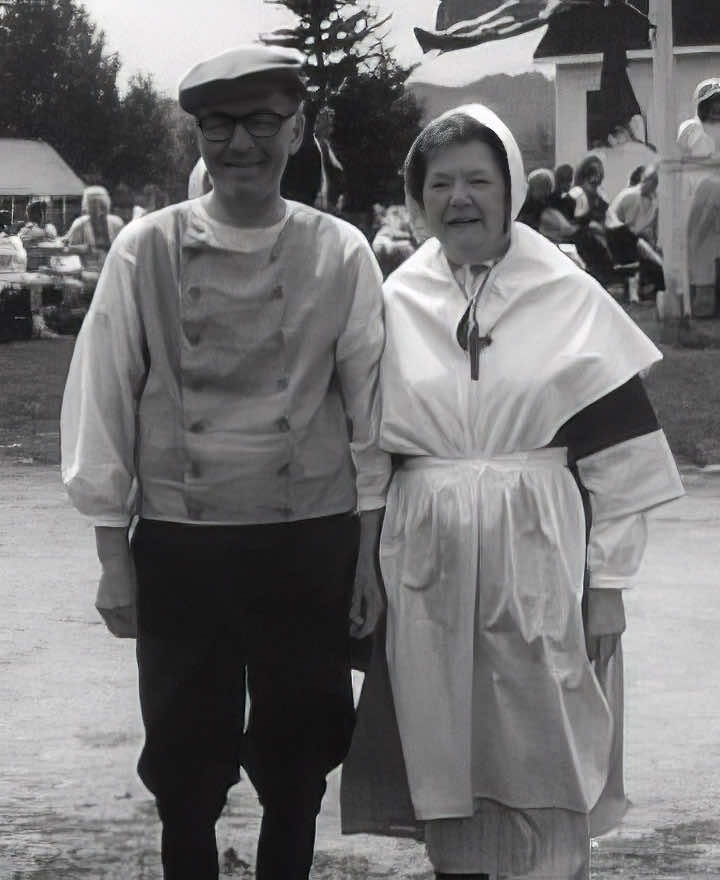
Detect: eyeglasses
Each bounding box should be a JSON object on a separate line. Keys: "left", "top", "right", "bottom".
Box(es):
{"left": 197, "top": 111, "right": 295, "bottom": 142}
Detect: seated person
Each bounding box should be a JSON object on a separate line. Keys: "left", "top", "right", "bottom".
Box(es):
{"left": 605, "top": 165, "right": 664, "bottom": 296}
{"left": 566, "top": 155, "right": 615, "bottom": 284}
{"left": 517, "top": 168, "right": 554, "bottom": 230}
{"left": 18, "top": 200, "right": 58, "bottom": 244}
{"left": 371, "top": 205, "right": 416, "bottom": 278}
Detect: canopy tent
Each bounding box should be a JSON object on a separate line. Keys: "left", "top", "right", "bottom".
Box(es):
{"left": 0, "top": 139, "right": 85, "bottom": 231}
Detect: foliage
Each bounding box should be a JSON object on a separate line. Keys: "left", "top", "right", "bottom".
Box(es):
{"left": 112, "top": 74, "right": 199, "bottom": 200}
{"left": 329, "top": 59, "right": 423, "bottom": 212}
{"left": 0, "top": 0, "right": 121, "bottom": 179}
{"left": 262, "top": 0, "right": 391, "bottom": 119}
{"left": 0, "top": 0, "right": 199, "bottom": 203}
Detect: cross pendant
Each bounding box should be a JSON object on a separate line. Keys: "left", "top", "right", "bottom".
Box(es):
{"left": 468, "top": 327, "right": 492, "bottom": 380}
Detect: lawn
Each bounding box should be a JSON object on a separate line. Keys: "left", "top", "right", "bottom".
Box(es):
{"left": 0, "top": 310, "right": 719, "bottom": 467}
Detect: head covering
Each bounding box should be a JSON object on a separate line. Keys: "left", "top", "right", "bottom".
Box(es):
{"left": 81, "top": 185, "right": 110, "bottom": 213}
{"left": 404, "top": 103, "right": 527, "bottom": 245}
{"left": 178, "top": 44, "right": 305, "bottom": 116}
{"left": 694, "top": 77, "right": 720, "bottom": 111}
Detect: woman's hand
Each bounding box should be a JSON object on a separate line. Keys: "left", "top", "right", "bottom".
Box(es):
{"left": 350, "top": 508, "right": 386, "bottom": 639}
{"left": 585, "top": 587, "right": 626, "bottom": 664}
{"left": 94, "top": 526, "right": 137, "bottom": 638}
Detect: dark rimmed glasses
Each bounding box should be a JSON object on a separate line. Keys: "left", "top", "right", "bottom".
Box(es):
{"left": 198, "top": 111, "right": 295, "bottom": 142}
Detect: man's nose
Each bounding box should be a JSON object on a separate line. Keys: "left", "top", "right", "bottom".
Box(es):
{"left": 227, "top": 121, "right": 255, "bottom": 150}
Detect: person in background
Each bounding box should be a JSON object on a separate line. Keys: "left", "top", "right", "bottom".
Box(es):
{"left": 516, "top": 167, "right": 554, "bottom": 230}
{"left": 371, "top": 204, "right": 416, "bottom": 278}
{"left": 567, "top": 155, "right": 614, "bottom": 284}
{"left": 686, "top": 174, "right": 720, "bottom": 317}
{"left": 342, "top": 103, "right": 684, "bottom": 880}
{"left": 313, "top": 105, "right": 346, "bottom": 214}
{"left": 677, "top": 77, "right": 720, "bottom": 158}
{"left": 60, "top": 44, "right": 389, "bottom": 880}
{"left": 65, "top": 186, "right": 125, "bottom": 271}
{"left": 18, "top": 200, "right": 57, "bottom": 244}
{"left": 0, "top": 209, "right": 27, "bottom": 272}
{"left": 605, "top": 164, "right": 664, "bottom": 298}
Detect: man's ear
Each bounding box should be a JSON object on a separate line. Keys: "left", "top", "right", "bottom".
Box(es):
{"left": 289, "top": 107, "right": 306, "bottom": 157}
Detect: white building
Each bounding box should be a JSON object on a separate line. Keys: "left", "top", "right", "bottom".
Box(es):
{"left": 534, "top": 0, "right": 720, "bottom": 198}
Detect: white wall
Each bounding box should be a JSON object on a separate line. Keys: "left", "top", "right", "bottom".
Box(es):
{"left": 553, "top": 50, "right": 720, "bottom": 170}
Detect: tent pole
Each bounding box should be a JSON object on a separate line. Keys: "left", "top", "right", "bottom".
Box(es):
{"left": 10, "top": 196, "right": 14, "bottom": 225}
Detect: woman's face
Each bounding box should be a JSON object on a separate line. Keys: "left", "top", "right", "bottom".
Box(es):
{"left": 421, "top": 140, "right": 509, "bottom": 265}
{"left": 581, "top": 163, "right": 603, "bottom": 195}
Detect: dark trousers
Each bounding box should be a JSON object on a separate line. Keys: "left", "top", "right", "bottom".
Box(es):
{"left": 132, "top": 513, "right": 360, "bottom": 880}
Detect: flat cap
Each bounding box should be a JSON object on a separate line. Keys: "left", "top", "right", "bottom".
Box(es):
{"left": 178, "top": 44, "right": 305, "bottom": 115}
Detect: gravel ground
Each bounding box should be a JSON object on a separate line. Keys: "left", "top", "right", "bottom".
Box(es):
{"left": 2, "top": 460, "right": 720, "bottom": 879}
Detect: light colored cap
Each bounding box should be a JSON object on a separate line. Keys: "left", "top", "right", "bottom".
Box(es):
{"left": 694, "top": 77, "right": 720, "bottom": 108}
{"left": 178, "top": 44, "right": 305, "bottom": 115}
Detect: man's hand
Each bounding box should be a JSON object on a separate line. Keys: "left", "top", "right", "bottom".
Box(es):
{"left": 585, "top": 587, "right": 626, "bottom": 664}
{"left": 94, "top": 526, "right": 137, "bottom": 639}
{"left": 350, "top": 508, "right": 385, "bottom": 639}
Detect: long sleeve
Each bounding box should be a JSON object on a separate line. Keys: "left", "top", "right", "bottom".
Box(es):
{"left": 60, "top": 230, "right": 147, "bottom": 526}
{"left": 559, "top": 377, "right": 684, "bottom": 590}
{"left": 336, "top": 241, "right": 391, "bottom": 512}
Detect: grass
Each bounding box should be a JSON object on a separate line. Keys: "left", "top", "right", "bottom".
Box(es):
{"left": 0, "top": 309, "right": 719, "bottom": 467}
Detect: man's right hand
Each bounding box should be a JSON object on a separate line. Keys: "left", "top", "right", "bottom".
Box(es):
{"left": 94, "top": 526, "right": 137, "bottom": 639}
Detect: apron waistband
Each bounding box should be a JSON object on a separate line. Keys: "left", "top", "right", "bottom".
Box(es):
{"left": 400, "top": 447, "right": 568, "bottom": 471}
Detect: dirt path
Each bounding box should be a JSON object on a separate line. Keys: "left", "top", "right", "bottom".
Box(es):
{"left": 2, "top": 460, "right": 720, "bottom": 878}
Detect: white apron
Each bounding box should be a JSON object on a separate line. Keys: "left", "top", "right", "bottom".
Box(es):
{"left": 381, "top": 451, "right": 612, "bottom": 820}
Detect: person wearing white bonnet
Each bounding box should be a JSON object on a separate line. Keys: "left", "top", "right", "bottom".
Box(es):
{"left": 61, "top": 42, "right": 390, "bottom": 880}
{"left": 341, "top": 104, "right": 683, "bottom": 879}
{"left": 677, "top": 77, "right": 720, "bottom": 157}
{"left": 64, "top": 184, "right": 124, "bottom": 266}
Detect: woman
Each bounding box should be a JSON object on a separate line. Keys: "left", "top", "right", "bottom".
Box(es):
{"left": 567, "top": 156, "right": 614, "bottom": 284}
{"left": 341, "top": 105, "right": 684, "bottom": 879}
{"left": 65, "top": 186, "right": 124, "bottom": 271}
{"left": 677, "top": 77, "right": 720, "bottom": 159}
{"left": 516, "top": 168, "right": 554, "bottom": 231}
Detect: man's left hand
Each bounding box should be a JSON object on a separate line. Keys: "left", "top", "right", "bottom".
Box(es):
{"left": 350, "top": 508, "right": 385, "bottom": 639}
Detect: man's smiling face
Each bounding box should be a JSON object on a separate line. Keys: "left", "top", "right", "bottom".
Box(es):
{"left": 197, "top": 82, "right": 304, "bottom": 208}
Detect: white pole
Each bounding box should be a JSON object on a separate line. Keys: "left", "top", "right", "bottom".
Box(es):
{"left": 648, "top": 0, "right": 689, "bottom": 319}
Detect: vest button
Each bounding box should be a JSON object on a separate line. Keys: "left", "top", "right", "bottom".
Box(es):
{"left": 276, "top": 462, "right": 290, "bottom": 476}
{"left": 272, "top": 284, "right": 283, "bottom": 299}
{"left": 276, "top": 416, "right": 290, "bottom": 432}
{"left": 189, "top": 420, "right": 206, "bottom": 433}
{"left": 276, "top": 376, "right": 289, "bottom": 390}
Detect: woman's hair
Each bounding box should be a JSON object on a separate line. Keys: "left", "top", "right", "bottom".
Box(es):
{"left": 574, "top": 155, "right": 604, "bottom": 187}
{"left": 698, "top": 94, "right": 720, "bottom": 122}
{"left": 404, "top": 113, "right": 511, "bottom": 228}
{"left": 81, "top": 185, "right": 111, "bottom": 213}
{"left": 629, "top": 165, "right": 645, "bottom": 186}
{"left": 526, "top": 168, "right": 554, "bottom": 201}
{"left": 553, "top": 163, "right": 574, "bottom": 193}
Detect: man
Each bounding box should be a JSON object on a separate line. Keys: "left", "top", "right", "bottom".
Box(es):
{"left": 61, "top": 44, "right": 389, "bottom": 880}
{"left": 605, "top": 165, "right": 665, "bottom": 298}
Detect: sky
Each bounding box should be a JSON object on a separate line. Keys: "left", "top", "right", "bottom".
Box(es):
{"left": 79, "top": 0, "right": 543, "bottom": 95}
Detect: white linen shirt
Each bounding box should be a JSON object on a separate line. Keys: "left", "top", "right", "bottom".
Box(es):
{"left": 61, "top": 198, "right": 390, "bottom": 526}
